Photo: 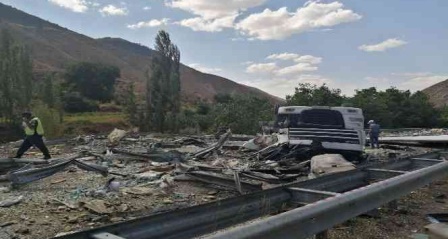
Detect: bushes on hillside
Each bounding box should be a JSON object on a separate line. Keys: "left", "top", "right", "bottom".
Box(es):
{"left": 63, "top": 92, "right": 99, "bottom": 113}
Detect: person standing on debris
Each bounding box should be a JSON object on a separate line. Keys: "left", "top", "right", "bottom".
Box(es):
{"left": 368, "top": 120, "right": 381, "bottom": 149}
{"left": 14, "top": 112, "right": 51, "bottom": 159}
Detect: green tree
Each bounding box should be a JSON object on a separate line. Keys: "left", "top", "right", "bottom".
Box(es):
{"left": 350, "top": 87, "right": 439, "bottom": 128}
{"left": 146, "top": 30, "right": 181, "bottom": 132}
{"left": 0, "top": 29, "right": 33, "bottom": 124}
{"left": 211, "top": 94, "right": 273, "bottom": 134}
{"left": 286, "top": 83, "right": 344, "bottom": 106}
{"left": 65, "top": 62, "right": 120, "bottom": 102}
{"left": 350, "top": 87, "right": 391, "bottom": 126}
{"left": 123, "top": 82, "right": 139, "bottom": 126}
{"left": 42, "top": 73, "right": 55, "bottom": 108}
{"left": 439, "top": 106, "right": 448, "bottom": 127}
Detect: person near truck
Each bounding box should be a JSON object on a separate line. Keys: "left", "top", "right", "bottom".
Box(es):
{"left": 14, "top": 112, "right": 52, "bottom": 159}
{"left": 368, "top": 120, "right": 381, "bottom": 149}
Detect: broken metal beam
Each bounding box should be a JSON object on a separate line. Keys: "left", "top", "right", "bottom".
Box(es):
{"left": 366, "top": 168, "right": 408, "bottom": 181}
{"left": 288, "top": 187, "right": 340, "bottom": 205}
{"left": 7, "top": 155, "right": 108, "bottom": 185}
{"left": 186, "top": 171, "right": 262, "bottom": 192}
{"left": 91, "top": 232, "right": 127, "bottom": 239}
{"left": 193, "top": 131, "right": 232, "bottom": 159}
{"left": 412, "top": 158, "right": 444, "bottom": 169}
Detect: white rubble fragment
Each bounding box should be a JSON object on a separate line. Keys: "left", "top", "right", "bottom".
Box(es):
{"left": 134, "top": 171, "right": 164, "bottom": 181}
{"left": 176, "top": 145, "right": 204, "bottom": 153}
{"left": 108, "top": 128, "right": 127, "bottom": 145}
{"left": 0, "top": 195, "right": 24, "bottom": 207}
{"left": 243, "top": 134, "right": 279, "bottom": 151}
{"left": 309, "top": 154, "right": 355, "bottom": 179}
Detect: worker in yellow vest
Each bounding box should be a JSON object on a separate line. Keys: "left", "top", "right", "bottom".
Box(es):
{"left": 14, "top": 112, "right": 51, "bottom": 159}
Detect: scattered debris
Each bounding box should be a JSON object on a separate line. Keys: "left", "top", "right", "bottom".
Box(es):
{"left": 51, "top": 198, "right": 78, "bottom": 209}
{"left": 134, "top": 171, "right": 164, "bottom": 181}
{"left": 51, "top": 178, "right": 67, "bottom": 184}
{"left": 80, "top": 199, "right": 111, "bottom": 214}
{"left": 123, "top": 187, "right": 156, "bottom": 196}
{"left": 0, "top": 128, "right": 443, "bottom": 239}
{"left": 0, "top": 186, "right": 10, "bottom": 193}
{"left": 243, "top": 134, "right": 278, "bottom": 151}
{"left": 193, "top": 130, "right": 231, "bottom": 159}
{"left": 106, "top": 178, "right": 120, "bottom": 192}
{"left": 0, "top": 195, "right": 24, "bottom": 207}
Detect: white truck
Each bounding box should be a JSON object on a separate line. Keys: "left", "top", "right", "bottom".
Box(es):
{"left": 274, "top": 106, "right": 366, "bottom": 160}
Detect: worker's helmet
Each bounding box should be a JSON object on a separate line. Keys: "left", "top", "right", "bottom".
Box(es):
{"left": 22, "top": 111, "right": 32, "bottom": 118}
{"left": 368, "top": 120, "right": 375, "bottom": 124}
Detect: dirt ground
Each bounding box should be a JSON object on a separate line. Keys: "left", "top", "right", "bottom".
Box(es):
{"left": 328, "top": 179, "right": 448, "bottom": 239}
{"left": 0, "top": 136, "right": 446, "bottom": 239}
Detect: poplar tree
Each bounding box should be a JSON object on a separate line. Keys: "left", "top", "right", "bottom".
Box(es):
{"left": 0, "top": 29, "right": 33, "bottom": 124}
{"left": 146, "top": 30, "right": 181, "bottom": 132}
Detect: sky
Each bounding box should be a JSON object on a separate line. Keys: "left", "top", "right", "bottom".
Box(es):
{"left": 1, "top": 0, "right": 448, "bottom": 98}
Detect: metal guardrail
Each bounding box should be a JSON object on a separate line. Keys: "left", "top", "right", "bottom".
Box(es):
{"left": 207, "top": 157, "right": 448, "bottom": 239}
{"left": 56, "top": 151, "right": 447, "bottom": 239}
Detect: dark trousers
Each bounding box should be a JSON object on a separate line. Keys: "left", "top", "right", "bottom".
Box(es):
{"left": 16, "top": 135, "right": 51, "bottom": 158}
{"left": 370, "top": 134, "right": 379, "bottom": 148}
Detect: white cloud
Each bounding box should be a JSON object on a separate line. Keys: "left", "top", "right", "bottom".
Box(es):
{"left": 246, "top": 63, "right": 278, "bottom": 74}
{"left": 236, "top": 1, "right": 361, "bottom": 40}
{"left": 267, "top": 53, "right": 300, "bottom": 61}
{"left": 176, "top": 15, "right": 237, "bottom": 32}
{"left": 267, "top": 53, "right": 322, "bottom": 64}
{"left": 276, "top": 63, "right": 318, "bottom": 76}
{"left": 295, "top": 74, "right": 332, "bottom": 86}
{"left": 48, "top": 0, "right": 89, "bottom": 12}
{"left": 99, "top": 4, "right": 128, "bottom": 16}
{"left": 362, "top": 73, "right": 448, "bottom": 92}
{"left": 365, "top": 77, "right": 390, "bottom": 85}
{"left": 167, "top": 0, "right": 266, "bottom": 20}
{"left": 143, "top": 6, "right": 151, "bottom": 11}
{"left": 127, "top": 19, "right": 170, "bottom": 29}
{"left": 250, "top": 52, "right": 322, "bottom": 76}
{"left": 359, "top": 38, "right": 407, "bottom": 52}
{"left": 400, "top": 74, "right": 448, "bottom": 91}
{"left": 243, "top": 74, "right": 332, "bottom": 98}
{"left": 188, "top": 63, "right": 222, "bottom": 74}
{"left": 294, "top": 55, "right": 322, "bottom": 64}
{"left": 167, "top": 0, "right": 265, "bottom": 32}
{"left": 391, "top": 72, "right": 431, "bottom": 77}
{"left": 231, "top": 37, "right": 246, "bottom": 41}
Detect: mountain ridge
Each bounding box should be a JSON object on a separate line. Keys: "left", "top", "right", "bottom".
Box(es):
{"left": 0, "top": 3, "right": 283, "bottom": 104}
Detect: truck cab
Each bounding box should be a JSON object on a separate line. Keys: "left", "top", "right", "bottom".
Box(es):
{"left": 275, "top": 106, "right": 366, "bottom": 159}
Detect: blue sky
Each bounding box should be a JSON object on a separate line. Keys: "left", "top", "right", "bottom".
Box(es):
{"left": 1, "top": 0, "right": 447, "bottom": 98}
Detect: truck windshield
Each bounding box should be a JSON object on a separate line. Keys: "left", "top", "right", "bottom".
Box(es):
{"left": 276, "top": 109, "right": 345, "bottom": 129}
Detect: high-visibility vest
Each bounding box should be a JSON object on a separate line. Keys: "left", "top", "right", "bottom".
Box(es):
{"left": 24, "top": 117, "right": 45, "bottom": 136}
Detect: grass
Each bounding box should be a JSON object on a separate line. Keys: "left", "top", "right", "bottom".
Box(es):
{"left": 63, "top": 112, "right": 129, "bottom": 135}
{"left": 64, "top": 112, "right": 126, "bottom": 124}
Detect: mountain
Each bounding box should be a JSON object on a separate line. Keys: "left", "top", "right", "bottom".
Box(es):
{"left": 0, "top": 3, "right": 282, "bottom": 104}
{"left": 422, "top": 79, "right": 448, "bottom": 108}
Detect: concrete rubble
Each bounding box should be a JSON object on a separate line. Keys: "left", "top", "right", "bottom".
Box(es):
{"left": 0, "top": 128, "right": 444, "bottom": 238}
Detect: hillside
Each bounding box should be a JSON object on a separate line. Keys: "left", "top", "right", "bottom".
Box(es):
{"left": 0, "top": 3, "right": 282, "bottom": 103}
{"left": 422, "top": 79, "right": 448, "bottom": 108}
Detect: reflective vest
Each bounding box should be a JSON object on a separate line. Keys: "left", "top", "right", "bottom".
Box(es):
{"left": 24, "top": 117, "right": 44, "bottom": 136}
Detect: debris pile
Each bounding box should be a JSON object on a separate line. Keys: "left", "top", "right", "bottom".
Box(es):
{"left": 0, "top": 128, "right": 437, "bottom": 238}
